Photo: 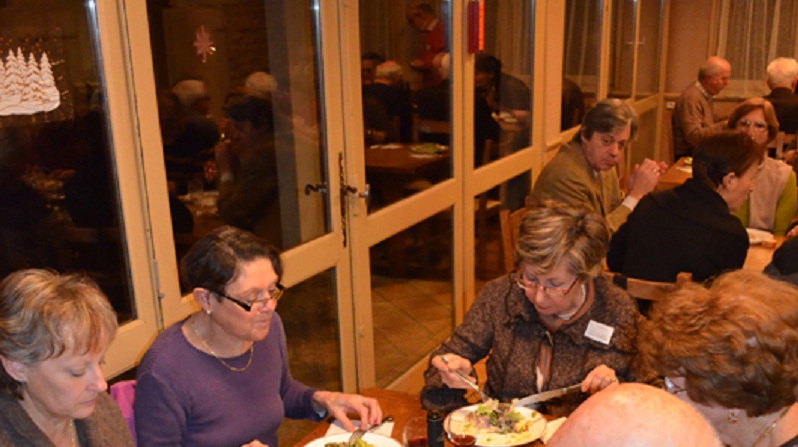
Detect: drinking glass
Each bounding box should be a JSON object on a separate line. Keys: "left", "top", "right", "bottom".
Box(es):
{"left": 403, "top": 416, "right": 428, "bottom": 447}
{"left": 445, "top": 412, "right": 477, "bottom": 447}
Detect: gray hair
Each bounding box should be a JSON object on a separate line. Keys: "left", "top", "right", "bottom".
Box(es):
{"left": 515, "top": 202, "right": 610, "bottom": 280}
{"left": 576, "top": 98, "right": 639, "bottom": 142}
{"left": 375, "top": 61, "right": 404, "bottom": 84}
{"left": 766, "top": 57, "right": 798, "bottom": 88}
{"left": 698, "top": 56, "right": 730, "bottom": 80}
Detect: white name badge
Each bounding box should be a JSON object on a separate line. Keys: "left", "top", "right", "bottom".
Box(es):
{"left": 584, "top": 320, "right": 614, "bottom": 345}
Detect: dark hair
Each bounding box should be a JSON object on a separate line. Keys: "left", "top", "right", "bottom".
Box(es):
{"left": 475, "top": 54, "right": 501, "bottom": 77}
{"left": 224, "top": 96, "right": 274, "bottom": 131}
{"left": 179, "top": 226, "right": 282, "bottom": 298}
{"left": 692, "top": 130, "right": 763, "bottom": 188}
{"left": 360, "top": 52, "right": 386, "bottom": 64}
{"left": 576, "top": 98, "right": 639, "bottom": 142}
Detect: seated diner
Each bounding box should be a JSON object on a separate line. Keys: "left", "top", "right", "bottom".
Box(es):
{"left": 134, "top": 226, "right": 382, "bottom": 447}
{"left": 421, "top": 201, "right": 657, "bottom": 417}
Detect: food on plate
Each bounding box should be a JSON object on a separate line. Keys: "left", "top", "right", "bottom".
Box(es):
{"left": 324, "top": 439, "right": 375, "bottom": 447}
{"left": 411, "top": 143, "right": 446, "bottom": 154}
{"left": 465, "top": 399, "right": 534, "bottom": 435}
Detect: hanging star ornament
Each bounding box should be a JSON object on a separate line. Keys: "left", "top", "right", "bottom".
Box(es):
{"left": 193, "top": 25, "right": 216, "bottom": 63}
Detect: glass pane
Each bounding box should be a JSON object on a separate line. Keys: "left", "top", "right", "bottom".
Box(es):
{"left": 279, "top": 269, "right": 341, "bottom": 445}
{"left": 475, "top": 193, "right": 512, "bottom": 281}
{"left": 630, "top": 108, "right": 657, "bottom": 167}
{"left": 480, "top": 0, "right": 533, "bottom": 212}
{"left": 0, "top": 1, "right": 135, "bottom": 322}
{"left": 146, "top": 0, "right": 330, "bottom": 255}
{"left": 360, "top": 0, "right": 452, "bottom": 210}
{"left": 635, "top": 0, "right": 662, "bottom": 99}
{"left": 370, "top": 212, "right": 454, "bottom": 387}
{"left": 563, "top": 0, "right": 601, "bottom": 129}
{"left": 609, "top": 0, "right": 636, "bottom": 100}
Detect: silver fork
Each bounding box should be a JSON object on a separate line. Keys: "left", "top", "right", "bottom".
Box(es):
{"left": 347, "top": 415, "right": 394, "bottom": 445}
{"left": 440, "top": 355, "right": 491, "bottom": 402}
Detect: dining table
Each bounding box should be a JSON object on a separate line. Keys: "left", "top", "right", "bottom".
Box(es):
{"left": 744, "top": 235, "right": 782, "bottom": 271}
{"left": 656, "top": 156, "right": 692, "bottom": 191}
{"left": 294, "top": 388, "right": 551, "bottom": 447}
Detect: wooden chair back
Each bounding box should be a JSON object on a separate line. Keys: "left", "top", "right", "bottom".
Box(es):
{"left": 499, "top": 205, "right": 527, "bottom": 273}
{"left": 601, "top": 271, "right": 693, "bottom": 301}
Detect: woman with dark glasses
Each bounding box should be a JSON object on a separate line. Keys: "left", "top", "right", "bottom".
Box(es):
{"left": 135, "top": 226, "right": 382, "bottom": 447}
{"left": 422, "top": 202, "right": 657, "bottom": 417}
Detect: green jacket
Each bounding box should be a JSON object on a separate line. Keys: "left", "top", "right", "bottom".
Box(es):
{"left": 530, "top": 140, "right": 631, "bottom": 233}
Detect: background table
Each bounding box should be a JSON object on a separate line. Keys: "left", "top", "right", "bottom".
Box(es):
{"left": 656, "top": 156, "right": 691, "bottom": 190}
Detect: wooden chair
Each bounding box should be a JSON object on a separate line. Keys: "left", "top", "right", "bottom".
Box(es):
{"left": 601, "top": 271, "right": 693, "bottom": 302}
{"left": 499, "top": 205, "right": 527, "bottom": 273}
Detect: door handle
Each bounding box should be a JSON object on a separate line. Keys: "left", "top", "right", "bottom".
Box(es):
{"left": 343, "top": 183, "right": 371, "bottom": 202}
{"left": 304, "top": 182, "right": 328, "bottom": 195}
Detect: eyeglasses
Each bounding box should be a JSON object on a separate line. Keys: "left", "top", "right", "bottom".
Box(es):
{"left": 214, "top": 284, "right": 285, "bottom": 312}
{"left": 735, "top": 119, "right": 768, "bottom": 132}
{"left": 664, "top": 377, "right": 686, "bottom": 395}
{"left": 513, "top": 271, "right": 579, "bottom": 297}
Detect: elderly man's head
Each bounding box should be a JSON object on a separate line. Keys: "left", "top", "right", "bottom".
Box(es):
{"left": 766, "top": 57, "right": 798, "bottom": 90}
{"left": 547, "top": 383, "right": 722, "bottom": 447}
{"left": 698, "top": 56, "right": 732, "bottom": 96}
{"left": 374, "top": 61, "right": 404, "bottom": 85}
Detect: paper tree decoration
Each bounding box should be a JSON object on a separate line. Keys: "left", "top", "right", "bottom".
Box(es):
{"left": 0, "top": 47, "right": 60, "bottom": 116}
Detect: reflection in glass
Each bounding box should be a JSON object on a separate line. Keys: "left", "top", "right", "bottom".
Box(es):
{"left": 563, "top": 0, "right": 601, "bottom": 125}
{"left": 147, "top": 0, "right": 330, "bottom": 254}
{"left": 609, "top": 0, "right": 636, "bottom": 100}
{"left": 370, "top": 212, "right": 454, "bottom": 388}
{"left": 360, "top": 0, "right": 452, "bottom": 210}
{"left": 0, "top": 1, "right": 134, "bottom": 322}
{"left": 281, "top": 269, "right": 341, "bottom": 391}
{"left": 479, "top": 1, "right": 534, "bottom": 211}
{"left": 635, "top": 0, "right": 663, "bottom": 99}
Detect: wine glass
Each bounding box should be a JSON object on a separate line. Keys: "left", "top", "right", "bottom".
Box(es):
{"left": 445, "top": 411, "right": 477, "bottom": 447}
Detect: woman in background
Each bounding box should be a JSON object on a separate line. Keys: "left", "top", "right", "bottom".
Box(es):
{"left": 727, "top": 97, "right": 797, "bottom": 235}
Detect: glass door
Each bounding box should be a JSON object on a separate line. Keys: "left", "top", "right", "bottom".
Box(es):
{"left": 130, "top": 0, "right": 358, "bottom": 398}
{"left": 0, "top": 0, "right": 161, "bottom": 377}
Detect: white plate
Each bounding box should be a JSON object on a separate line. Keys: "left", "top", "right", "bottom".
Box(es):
{"left": 747, "top": 228, "right": 775, "bottom": 245}
{"left": 304, "top": 432, "right": 402, "bottom": 447}
{"left": 445, "top": 404, "right": 547, "bottom": 447}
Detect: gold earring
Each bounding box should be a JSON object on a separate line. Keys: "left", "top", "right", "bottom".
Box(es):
{"left": 728, "top": 409, "right": 739, "bottom": 424}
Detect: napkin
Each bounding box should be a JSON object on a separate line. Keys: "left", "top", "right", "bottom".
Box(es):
{"left": 540, "top": 417, "right": 567, "bottom": 444}
{"left": 325, "top": 420, "right": 395, "bottom": 438}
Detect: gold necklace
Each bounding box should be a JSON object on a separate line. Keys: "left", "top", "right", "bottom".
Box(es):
{"left": 192, "top": 322, "right": 254, "bottom": 372}
{"left": 749, "top": 406, "right": 790, "bottom": 447}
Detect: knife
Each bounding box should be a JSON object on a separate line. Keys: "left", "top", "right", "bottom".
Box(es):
{"left": 511, "top": 384, "right": 582, "bottom": 407}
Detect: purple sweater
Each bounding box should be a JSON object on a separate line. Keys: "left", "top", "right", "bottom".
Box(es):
{"left": 134, "top": 313, "right": 321, "bottom": 447}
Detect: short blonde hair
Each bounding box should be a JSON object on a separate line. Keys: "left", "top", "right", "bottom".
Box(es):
{"left": 515, "top": 201, "right": 610, "bottom": 280}
{"left": 639, "top": 270, "right": 798, "bottom": 416}
{"left": 0, "top": 269, "right": 118, "bottom": 399}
